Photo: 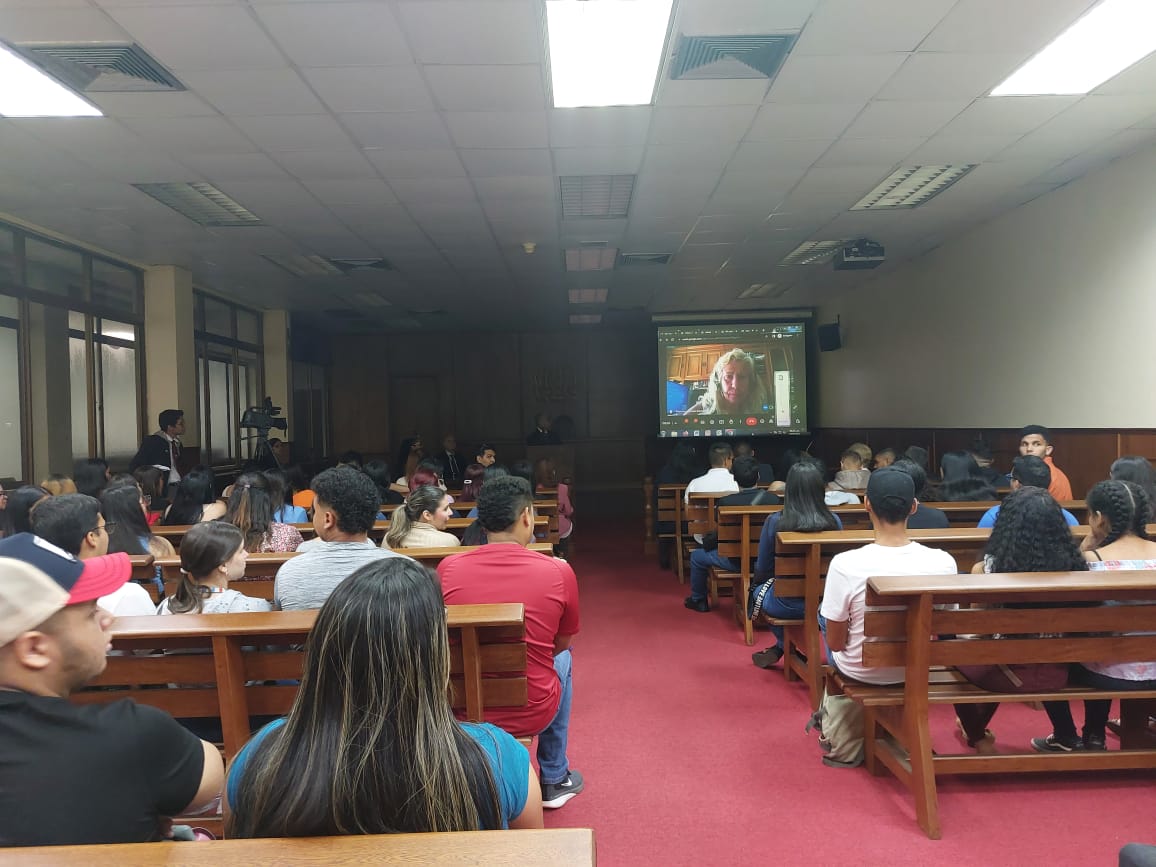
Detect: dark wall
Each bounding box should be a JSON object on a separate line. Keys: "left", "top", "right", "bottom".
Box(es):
{"left": 331, "top": 326, "right": 656, "bottom": 515}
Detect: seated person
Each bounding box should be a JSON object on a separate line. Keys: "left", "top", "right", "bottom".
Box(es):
{"left": 162, "top": 468, "right": 227, "bottom": 525}
{"left": 0, "top": 534, "right": 222, "bottom": 845}
{"left": 820, "top": 469, "right": 957, "bottom": 685}
{"left": 829, "top": 449, "right": 870, "bottom": 492}
{"left": 158, "top": 522, "right": 272, "bottom": 614}
{"left": 890, "top": 459, "right": 949, "bottom": 529}
{"left": 226, "top": 558, "right": 541, "bottom": 835}
{"left": 685, "top": 456, "right": 778, "bottom": 613}
{"left": 455, "top": 462, "right": 486, "bottom": 515}
{"left": 685, "top": 443, "right": 739, "bottom": 543}
{"left": 225, "top": 473, "right": 303, "bottom": 553}
{"left": 383, "top": 485, "right": 460, "bottom": 550}
{"left": 1037, "top": 480, "right": 1156, "bottom": 753}
{"left": 534, "top": 458, "right": 574, "bottom": 553}
{"left": 977, "top": 456, "right": 1078, "bottom": 528}
{"left": 733, "top": 440, "right": 774, "bottom": 486}
{"left": 872, "top": 448, "right": 898, "bottom": 470}
{"left": 39, "top": 474, "right": 77, "bottom": 496}
{"left": 683, "top": 348, "right": 769, "bottom": 416}
{"left": 264, "top": 469, "right": 308, "bottom": 524}
{"left": 848, "top": 442, "right": 873, "bottom": 469}
{"left": 1019, "top": 424, "right": 1073, "bottom": 501}
{"left": 936, "top": 451, "right": 998, "bottom": 502}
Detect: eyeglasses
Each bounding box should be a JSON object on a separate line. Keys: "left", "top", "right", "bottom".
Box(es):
{"left": 89, "top": 522, "right": 116, "bottom": 535}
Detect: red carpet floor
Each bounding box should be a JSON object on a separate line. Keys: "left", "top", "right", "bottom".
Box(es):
{"left": 542, "top": 521, "right": 1156, "bottom": 866}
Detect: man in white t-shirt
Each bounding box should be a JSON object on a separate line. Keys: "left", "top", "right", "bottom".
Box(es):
{"left": 819, "top": 468, "right": 957, "bottom": 685}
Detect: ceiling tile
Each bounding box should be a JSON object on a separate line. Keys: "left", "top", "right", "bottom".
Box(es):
{"left": 341, "top": 113, "right": 452, "bottom": 149}
{"left": 389, "top": 177, "right": 479, "bottom": 205}
{"left": 767, "top": 54, "right": 907, "bottom": 103}
{"left": 642, "top": 143, "right": 735, "bottom": 175}
{"left": 706, "top": 171, "right": 797, "bottom": 214}
{"left": 252, "top": 2, "right": 413, "bottom": 67}
{"left": 648, "top": 105, "right": 758, "bottom": 144}
{"left": 843, "top": 99, "right": 970, "bottom": 138}
{"left": 1096, "top": 52, "right": 1156, "bottom": 96}
{"left": 104, "top": 5, "right": 284, "bottom": 70}
{"left": 1043, "top": 95, "right": 1156, "bottom": 135}
{"left": 549, "top": 108, "right": 652, "bottom": 148}
{"left": 473, "top": 175, "right": 556, "bottom": 202}
{"left": 365, "top": 148, "right": 467, "bottom": 179}
{"left": 120, "top": 116, "right": 257, "bottom": 154}
{"left": 181, "top": 69, "right": 327, "bottom": 116}
{"left": 396, "top": 0, "right": 541, "bottom": 64}
{"left": 747, "top": 102, "right": 863, "bottom": 140}
{"left": 272, "top": 149, "right": 376, "bottom": 180}
{"left": 460, "top": 148, "right": 553, "bottom": 177}
{"left": 445, "top": 112, "right": 548, "bottom": 149}
{"left": 299, "top": 178, "right": 398, "bottom": 206}
{"left": 905, "top": 134, "right": 1022, "bottom": 164}
{"left": 727, "top": 139, "right": 832, "bottom": 172}
{"left": 876, "top": 53, "right": 1027, "bottom": 101}
{"left": 551, "top": 147, "right": 644, "bottom": 175}
{"left": 425, "top": 65, "right": 546, "bottom": 111}
{"left": 232, "top": 115, "right": 354, "bottom": 151}
{"left": 656, "top": 79, "right": 770, "bottom": 107}
{"left": 921, "top": 0, "right": 1096, "bottom": 52}
{"left": 86, "top": 91, "right": 217, "bottom": 118}
{"left": 793, "top": 0, "right": 956, "bottom": 54}
{"left": 936, "top": 96, "right": 1079, "bottom": 137}
{"left": 676, "top": 0, "right": 820, "bottom": 34}
{"left": 303, "top": 67, "right": 434, "bottom": 113}
{"left": 0, "top": 6, "right": 130, "bottom": 41}
{"left": 814, "top": 136, "right": 924, "bottom": 167}
{"left": 177, "top": 152, "right": 291, "bottom": 182}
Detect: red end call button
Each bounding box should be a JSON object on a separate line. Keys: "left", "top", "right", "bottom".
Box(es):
{"left": 745, "top": 417, "right": 757, "bottom": 426}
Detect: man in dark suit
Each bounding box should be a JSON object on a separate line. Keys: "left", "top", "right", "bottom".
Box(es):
{"left": 527, "top": 413, "right": 561, "bottom": 446}
{"left": 129, "top": 409, "right": 184, "bottom": 493}
{"left": 435, "top": 433, "right": 466, "bottom": 488}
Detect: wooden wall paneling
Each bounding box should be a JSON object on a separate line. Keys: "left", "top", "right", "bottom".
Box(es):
{"left": 586, "top": 328, "right": 653, "bottom": 439}
{"left": 390, "top": 376, "right": 442, "bottom": 460}
{"left": 519, "top": 332, "right": 588, "bottom": 441}
{"left": 1049, "top": 430, "right": 1118, "bottom": 498}
{"left": 451, "top": 338, "right": 522, "bottom": 446}
{"left": 330, "top": 337, "right": 390, "bottom": 456}
{"left": 1119, "top": 432, "right": 1156, "bottom": 461}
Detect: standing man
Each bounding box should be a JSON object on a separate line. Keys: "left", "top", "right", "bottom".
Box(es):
{"left": 438, "top": 477, "right": 583, "bottom": 809}
{"left": 436, "top": 434, "right": 466, "bottom": 488}
{"left": 131, "top": 409, "right": 185, "bottom": 493}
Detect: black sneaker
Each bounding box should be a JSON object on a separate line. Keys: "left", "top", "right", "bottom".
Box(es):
{"left": 541, "top": 770, "right": 584, "bottom": 809}
{"left": 751, "top": 645, "right": 784, "bottom": 669}
{"left": 1083, "top": 733, "right": 1107, "bottom": 751}
{"left": 684, "top": 596, "right": 709, "bottom": 613}
{"left": 1031, "top": 734, "right": 1083, "bottom": 753}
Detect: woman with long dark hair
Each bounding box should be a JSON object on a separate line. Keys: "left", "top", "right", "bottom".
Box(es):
{"left": 101, "top": 481, "right": 176, "bottom": 561}
{"left": 1036, "top": 480, "right": 1156, "bottom": 752}
{"left": 0, "top": 486, "right": 49, "bottom": 539}
{"left": 225, "top": 558, "right": 541, "bottom": 835}
{"left": 225, "top": 472, "right": 303, "bottom": 553}
{"left": 264, "top": 469, "right": 308, "bottom": 524}
{"left": 163, "top": 468, "right": 226, "bottom": 525}
{"left": 1110, "top": 456, "right": 1156, "bottom": 507}
{"left": 751, "top": 460, "right": 843, "bottom": 669}
{"left": 953, "top": 487, "right": 1088, "bottom": 753}
{"left": 935, "top": 450, "right": 997, "bottom": 502}
{"left": 73, "top": 458, "right": 110, "bottom": 499}
{"left": 384, "top": 486, "right": 458, "bottom": 550}
{"left": 455, "top": 463, "right": 486, "bottom": 510}
{"left": 160, "top": 522, "right": 271, "bottom": 615}
{"left": 364, "top": 459, "right": 403, "bottom": 511}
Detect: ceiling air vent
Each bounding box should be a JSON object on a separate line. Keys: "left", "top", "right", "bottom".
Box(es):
{"left": 620, "top": 253, "right": 672, "bottom": 266}
{"left": 670, "top": 34, "right": 797, "bottom": 81}
{"left": 327, "top": 257, "right": 394, "bottom": 273}
{"left": 14, "top": 43, "right": 184, "bottom": 93}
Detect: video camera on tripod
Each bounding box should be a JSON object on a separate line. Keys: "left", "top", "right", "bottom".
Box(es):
{"left": 240, "top": 397, "right": 288, "bottom": 467}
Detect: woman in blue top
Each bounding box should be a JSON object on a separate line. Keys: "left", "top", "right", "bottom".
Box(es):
{"left": 225, "top": 557, "right": 541, "bottom": 836}
{"left": 750, "top": 459, "right": 842, "bottom": 669}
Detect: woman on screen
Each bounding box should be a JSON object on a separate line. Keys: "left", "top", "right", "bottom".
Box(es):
{"left": 684, "top": 348, "right": 770, "bottom": 416}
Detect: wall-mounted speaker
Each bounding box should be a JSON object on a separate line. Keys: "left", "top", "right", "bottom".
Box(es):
{"left": 817, "top": 322, "right": 842, "bottom": 352}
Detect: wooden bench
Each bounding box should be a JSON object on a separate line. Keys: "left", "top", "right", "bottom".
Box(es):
{"left": 655, "top": 483, "right": 686, "bottom": 574}
{"left": 844, "top": 570, "right": 1156, "bottom": 839}
{"left": 0, "top": 828, "right": 597, "bottom": 865}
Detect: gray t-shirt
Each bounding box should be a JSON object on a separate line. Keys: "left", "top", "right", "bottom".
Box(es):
{"left": 273, "top": 540, "right": 409, "bottom": 610}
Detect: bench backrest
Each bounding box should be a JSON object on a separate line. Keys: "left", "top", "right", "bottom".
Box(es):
{"left": 656, "top": 484, "right": 686, "bottom": 536}
{"left": 73, "top": 605, "right": 527, "bottom": 758}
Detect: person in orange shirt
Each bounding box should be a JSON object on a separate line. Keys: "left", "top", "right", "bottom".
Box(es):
{"left": 1019, "top": 425, "right": 1073, "bottom": 501}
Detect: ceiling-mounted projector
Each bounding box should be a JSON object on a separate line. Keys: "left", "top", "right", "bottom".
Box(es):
{"left": 833, "top": 239, "right": 885, "bottom": 270}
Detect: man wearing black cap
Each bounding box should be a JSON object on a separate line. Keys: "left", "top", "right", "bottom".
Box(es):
{"left": 819, "top": 468, "right": 957, "bottom": 685}
{"left": 0, "top": 534, "right": 223, "bottom": 846}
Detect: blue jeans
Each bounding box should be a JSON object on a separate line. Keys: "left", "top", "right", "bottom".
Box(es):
{"left": 538, "top": 649, "right": 573, "bottom": 784}
{"left": 688, "top": 548, "right": 735, "bottom": 600}
{"left": 757, "top": 583, "right": 804, "bottom": 647}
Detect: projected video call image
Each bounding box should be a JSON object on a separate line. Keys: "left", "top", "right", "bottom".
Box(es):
{"left": 657, "top": 323, "right": 808, "bottom": 437}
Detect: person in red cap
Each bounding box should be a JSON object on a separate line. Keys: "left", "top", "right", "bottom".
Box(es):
{"left": 0, "top": 534, "right": 223, "bottom": 846}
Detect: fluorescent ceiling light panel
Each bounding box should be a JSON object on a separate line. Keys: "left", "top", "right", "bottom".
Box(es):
{"left": 991, "top": 0, "right": 1156, "bottom": 96}
{"left": 263, "top": 254, "right": 344, "bottom": 278}
{"left": 546, "top": 0, "right": 675, "bottom": 108}
{"left": 738, "top": 283, "right": 775, "bottom": 299}
{"left": 564, "top": 247, "right": 618, "bottom": 272}
{"left": 778, "top": 240, "right": 842, "bottom": 266}
{"left": 850, "top": 165, "right": 975, "bottom": 211}
{"left": 568, "top": 288, "right": 609, "bottom": 304}
{"left": 134, "top": 182, "right": 262, "bottom": 227}
{"left": 560, "top": 175, "right": 635, "bottom": 219}
{"left": 0, "top": 42, "right": 102, "bottom": 117}
{"left": 570, "top": 314, "right": 602, "bottom": 325}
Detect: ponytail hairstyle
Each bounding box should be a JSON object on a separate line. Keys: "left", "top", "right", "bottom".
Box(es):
{"left": 457, "top": 463, "right": 486, "bottom": 504}
{"left": 226, "top": 472, "right": 277, "bottom": 552}
{"left": 169, "top": 522, "right": 245, "bottom": 614}
{"left": 1086, "top": 479, "right": 1151, "bottom": 548}
{"left": 1110, "top": 456, "right": 1156, "bottom": 510}
{"left": 385, "top": 485, "right": 446, "bottom": 549}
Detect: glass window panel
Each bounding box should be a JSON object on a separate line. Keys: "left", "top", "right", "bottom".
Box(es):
{"left": 0, "top": 294, "right": 17, "bottom": 318}
{"left": 70, "top": 336, "right": 90, "bottom": 461}
{"left": 91, "top": 259, "right": 139, "bottom": 314}
{"left": 0, "top": 324, "right": 21, "bottom": 479}
{"left": 236, "top": 309, "right": 260, "bottom": 345}
{"left": 99, "top": 343, "right": 139, "bottom": 464}
{"left": 194, "top": 296, "right": 205, "bottom": 332}
{"left": 0, "top": 228, "right": 17, "bottom": 288}
{"left": 68, "top": 310, "right": 85, "bottom": 332}
{"left": 99, "top": 319, "right": 136, "bottom": 342}
{"left": 197, "top": 349, "right": 208, "bottom": 462}
{"left": 203, "top": 297, "right": 232, "bottom": 338}
{"left": 26, "top": 237, "right": 85, "bottom": 301}
{"left": 208, "top": 358, "right": 233, "bottom": 462}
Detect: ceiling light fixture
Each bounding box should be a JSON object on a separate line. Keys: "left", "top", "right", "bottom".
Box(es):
{"left": 778, "top": 241, "right": 842, "bottom": 266}
{"left": 262, "top": 254, "right": 344, "bottom": 278}
{"left": 992, "top": 0, "right": 1156, "bottom": 96}
{"left": 568, "top": 288, "right": 609, "bottom": 304}
{"left": 0, "top": 41, "right": 102, "bottom": 116}
{"left": 564, "top": 246, "right": 618, "bottom": 272}
{"left": 738, "top": 283, "right": 775, "bottom": 299}
{"left": 850, "top": 165, "right": 975, "bottom": 211}
{"left": 546, "top": 0, "right": 675, "bottom": 108}
{"left": 570, "top": 313, "right": 602, "bottom": 325}
{"left": 134, "top": 182, "right": 262, "bottom": 227}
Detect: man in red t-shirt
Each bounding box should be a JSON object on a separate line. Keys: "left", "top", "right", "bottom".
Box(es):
{"left": 438, "top": 476, "right": 583, "bottom": 809}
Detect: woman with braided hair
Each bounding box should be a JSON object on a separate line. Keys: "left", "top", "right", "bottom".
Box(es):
{"left": 1035, "top": 479, "right": 1156, "bottom": 752}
